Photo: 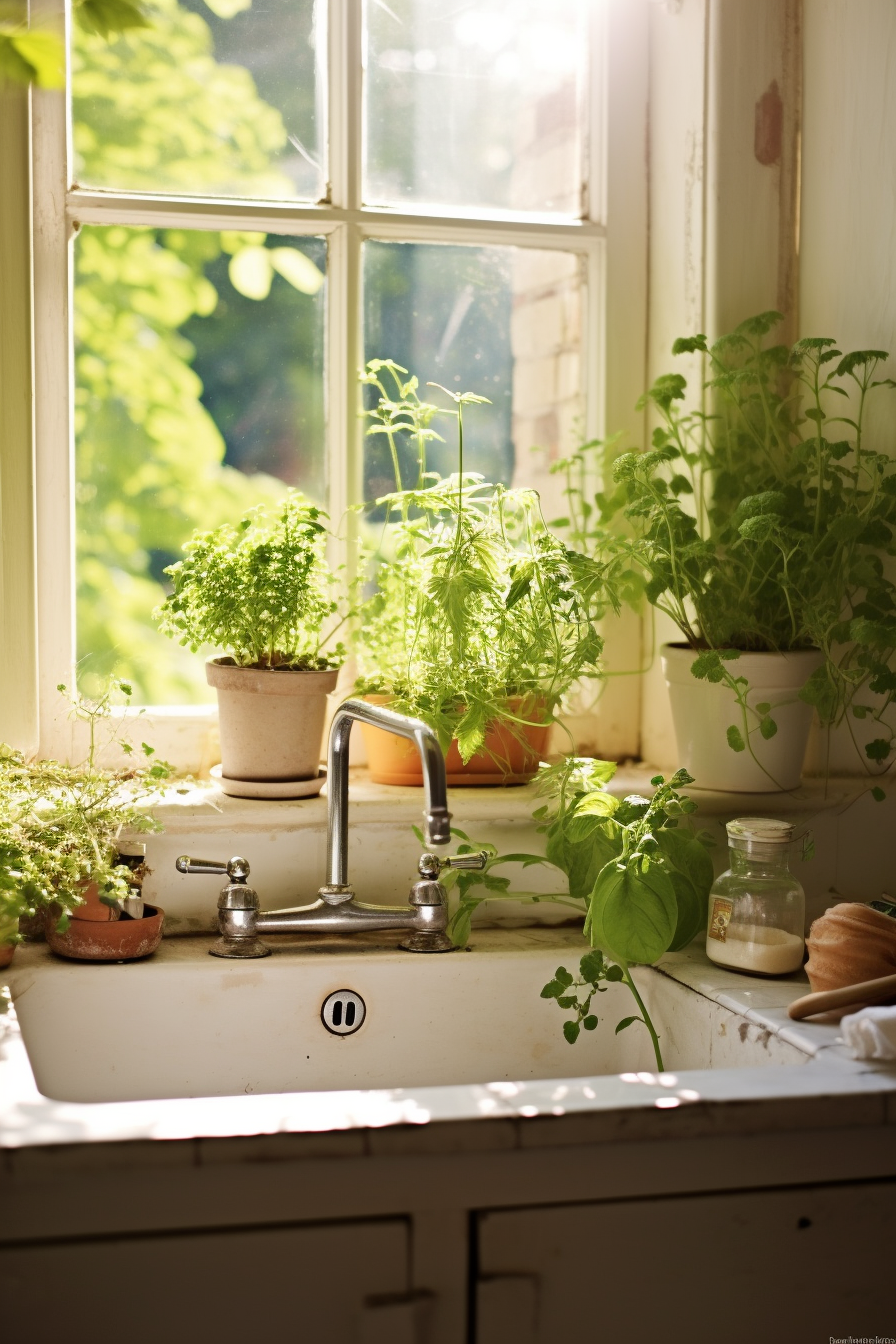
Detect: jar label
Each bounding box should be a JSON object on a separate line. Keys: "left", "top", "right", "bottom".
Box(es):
{"left": 709, "top": 896, "right": 734, "bottom": 943}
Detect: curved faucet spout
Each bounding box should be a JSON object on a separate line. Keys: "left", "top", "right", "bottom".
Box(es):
{"left": 326, "top": 699, "right": 452, "bottom": 891}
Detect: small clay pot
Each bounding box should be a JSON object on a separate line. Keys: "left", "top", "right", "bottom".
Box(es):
{"left": 0, "top": 913, "right": 18, "bottom": 968}
{"left": 71, "top": 878, "right": 120, "bottom": 923}
{"left": 207, "top": 658, "right": 338, "bottom": 784}
{"left": 805, "top": 902, "right": 896, "bottom": 997}
{"left": 46, "top": 903, "right": 164, "bottom": 962}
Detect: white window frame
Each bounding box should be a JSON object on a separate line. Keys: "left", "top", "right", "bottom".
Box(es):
{"left": 23, "top": 0, "right": 648, "bottom": 768}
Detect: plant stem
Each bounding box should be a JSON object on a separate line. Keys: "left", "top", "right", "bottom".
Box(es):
{"left": 457, "top": 401, "right": 464, "bottom": 523}
{"left": 622, "top": 967, "right": 665, "bottom": 1072}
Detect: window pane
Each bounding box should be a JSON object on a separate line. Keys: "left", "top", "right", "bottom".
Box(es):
{"left": 75, "top": 226, "right": 327, "bottom": 704}
{"left": 71, "top": 0, "right": 325, "bottom": 201}
{"left": 364, "top": 0, "right": 588, "bottom": 213}
{"left": 363, "top": 241, "right": 585, "bottom": 514}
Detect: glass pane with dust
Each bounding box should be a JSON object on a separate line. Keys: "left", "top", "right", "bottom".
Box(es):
{"left": 74, "top": 225, "right": 326, "bottom": 704}
{"left": 364, "top": 0, "right": 588, "bottom": 213}
{"left": 363, "top": 240, "right": 585, "bottom": 517}
{"left": 71, "top": 0, "right": 325, "bottom": 201}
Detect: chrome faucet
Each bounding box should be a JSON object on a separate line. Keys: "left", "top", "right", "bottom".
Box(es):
{"left": 176, "top": 699, "right": 487, "bottom": 958}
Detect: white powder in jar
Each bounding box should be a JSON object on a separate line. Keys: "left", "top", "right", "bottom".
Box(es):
{"left": 706, "top": 922, "right": 804, "bottom": 976}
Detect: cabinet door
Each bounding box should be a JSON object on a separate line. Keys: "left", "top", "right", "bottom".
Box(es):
{"left": 1, "top": 1216, "right": 411, "bottom": 1344}
{"left": 477, "top": 1181, "right": 896, "bottom": 1344}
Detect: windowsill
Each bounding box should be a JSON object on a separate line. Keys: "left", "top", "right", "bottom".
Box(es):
{"left": 148, "top": 764, "right": 882, "bottom": 832}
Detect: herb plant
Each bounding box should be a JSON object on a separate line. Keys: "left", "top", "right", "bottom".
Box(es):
{"left": 438, "top": 758, "right": 715, "bottom": 1071}
{"left": 562, "top": 313, "right": 896, "bottom": 779}
{"left": 356, "top": 361, "right": 625, "bottom": 761}
{"left": 0, "top": 682, "right": 171, "bottom": 941}
{"left": 156, "top": 490, "right": 346, "bottom": 670}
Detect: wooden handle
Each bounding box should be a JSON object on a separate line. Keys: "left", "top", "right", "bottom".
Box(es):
{"left": 788, "top": 971, "right": 896, "bottom": 1020}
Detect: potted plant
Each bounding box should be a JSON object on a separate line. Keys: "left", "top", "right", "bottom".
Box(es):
{"left": 355, "top": 362, "right": 622, "bottom": 785}
{"left": 157, "top": 490, "right": 348, "bottom": 795}
{"left": 0, "top": 683, "right": 171, "bottom": 962}
{"left": 569, "top": 312, "right": 896, "bottom": 792}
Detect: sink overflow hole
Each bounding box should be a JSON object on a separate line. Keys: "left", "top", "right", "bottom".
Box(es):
{"left": 321, "top": 989, "right": 366, "bottom": 1036}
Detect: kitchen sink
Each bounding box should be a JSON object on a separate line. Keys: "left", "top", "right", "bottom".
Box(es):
{"left": 5, "top": 927, "right": 810, "bottom": 1103}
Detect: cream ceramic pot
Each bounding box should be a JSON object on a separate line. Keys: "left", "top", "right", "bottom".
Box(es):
{"left": 206, "top": 659, "right": 338, "bottom": 784}
{"left": 661, "top": 644, "right": 823, "bottom": 792}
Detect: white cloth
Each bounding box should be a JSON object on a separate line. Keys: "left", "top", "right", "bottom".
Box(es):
{"left": 840, "top": 1005, "right": 896, "bottom": 1061}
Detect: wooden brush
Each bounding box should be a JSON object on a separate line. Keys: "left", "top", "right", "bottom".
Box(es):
{"left": 788, "top": 971, "right": 896, "bottom": 1021}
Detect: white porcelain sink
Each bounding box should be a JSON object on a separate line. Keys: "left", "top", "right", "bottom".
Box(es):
{"left": 6, "top": 928, "right": 809, "bottom": 1104}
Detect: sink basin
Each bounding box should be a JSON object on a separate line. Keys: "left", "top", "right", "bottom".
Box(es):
{"left": 6, "top": 928, "right": 809, "bottom": 1104}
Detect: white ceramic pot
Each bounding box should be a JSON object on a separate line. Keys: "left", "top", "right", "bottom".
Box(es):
{"left": 660, "top": 644, "right": 823, "bottom": 792}
{"left": 206, "top": 659, "right": 339, "bottom": 784}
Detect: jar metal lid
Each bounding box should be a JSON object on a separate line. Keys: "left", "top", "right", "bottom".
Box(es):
{"left": 727, "top": 817, "right": 794, "bottom": 849}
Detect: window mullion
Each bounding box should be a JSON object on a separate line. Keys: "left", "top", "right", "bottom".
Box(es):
{"left": 327, "top": 0, "right": 364, "bottom": 573}
{"left": 328, "top": 0, "right": 363, "bottom": 211}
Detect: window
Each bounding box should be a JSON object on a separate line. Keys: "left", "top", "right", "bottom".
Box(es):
{"left": 22, "top": 0, "right": 648, "bottom": 767}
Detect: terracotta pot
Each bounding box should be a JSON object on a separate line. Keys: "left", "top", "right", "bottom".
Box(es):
{"left": 71, "top": 878, "right": 119, "bottom": 923}
{"left": 661, "top": 643, "right": 822, "bottom": 792}
{"left": 805, "top": 902, "right": 896, "bottom": 999}
{"left": 206, "top": 659, "right": 338, "bottom": 784}
{"left": 0, "top": 912, "right": 18, "bottom": 968}
{"left": 45, "top": 903, "right": 164, "bottom": 961}
{"left": 361, "top": 695, "right": 551, "bottom": 786}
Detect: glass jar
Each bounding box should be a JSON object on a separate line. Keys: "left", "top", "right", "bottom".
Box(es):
{"left": 706, "top": 818, "right": 805, "bottom": 977}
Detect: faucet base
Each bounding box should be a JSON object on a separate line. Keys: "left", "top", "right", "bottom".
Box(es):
{"left": 400, "top": 931, "right": 454, "bottom": 953}
{"left": 209, "top": 936, "right": 271, "bottom": 959}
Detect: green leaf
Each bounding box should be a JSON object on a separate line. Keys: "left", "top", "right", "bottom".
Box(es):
{"left": 0, "top": 28, "right": 64, "bottom": 88}
{"left": 655, "top": 828, "right": 712, "bottom": 950}
{"left": 563, "top": 1021, "right": 581, "bottom": 1045}
{"left": 579, "top": 949, "right": 606, "bottom": 982}
{"left": 865, "top": 738, "right": 891, "bottom": 763}
{"left": 546, "top": 815, "right": 624, "bottom": 901}
{"left": 75, "top": 0, "right": 150, "bottom": 38}
{"left": 202, "top": 0, "right": 253, "bottom": 16}
{"left": 615, "top": 1016, "right": 640, "bottom": 1034}
{"left": 555, "top": 966, "right": 574, "bottom": 987}
{"left": 872, "top": 787, "right": 886, "bottom": 803}
{"left": 540, "top": 980, "right": 564, "bottom": 999}
{"left": 671, "top": 333, "right": 707, "bottom": 356}
{"left": 575, "top": 792, "right": 619, "bottom": 818}
{"left": 726, "top": 725, "right": 745, "bottom": 752}
{"left": 269, "top": 247, "right": 325, "bottom": 296}
{"left": 589, "top": 860, "right": 678, "bottom": 966}
{"left": 759, "top": 715, "right": 777, "bottom": 740}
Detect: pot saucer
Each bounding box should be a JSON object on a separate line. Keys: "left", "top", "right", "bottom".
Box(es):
{"left": 210, "top": 764, "right": 327, "bottom": 800}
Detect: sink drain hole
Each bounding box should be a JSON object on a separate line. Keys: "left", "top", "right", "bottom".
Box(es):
{"left": 321, "top": 989, "right": 366, "bottom": 1036}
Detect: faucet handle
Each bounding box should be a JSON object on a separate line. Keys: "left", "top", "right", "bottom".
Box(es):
{"left": 418, "top": 851, "right": 489, "bottom": 879}
{"left": 176, "top": 855, "right": 251, "bottom": 882}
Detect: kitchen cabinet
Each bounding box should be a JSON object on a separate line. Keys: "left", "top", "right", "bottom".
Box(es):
{"left": 476, "top": 1180, "right": 896, "bottom": 1344}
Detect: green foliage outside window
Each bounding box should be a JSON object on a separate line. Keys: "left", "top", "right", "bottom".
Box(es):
{"left": 71, "top": 0, "right": 325, "bottom": 702}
